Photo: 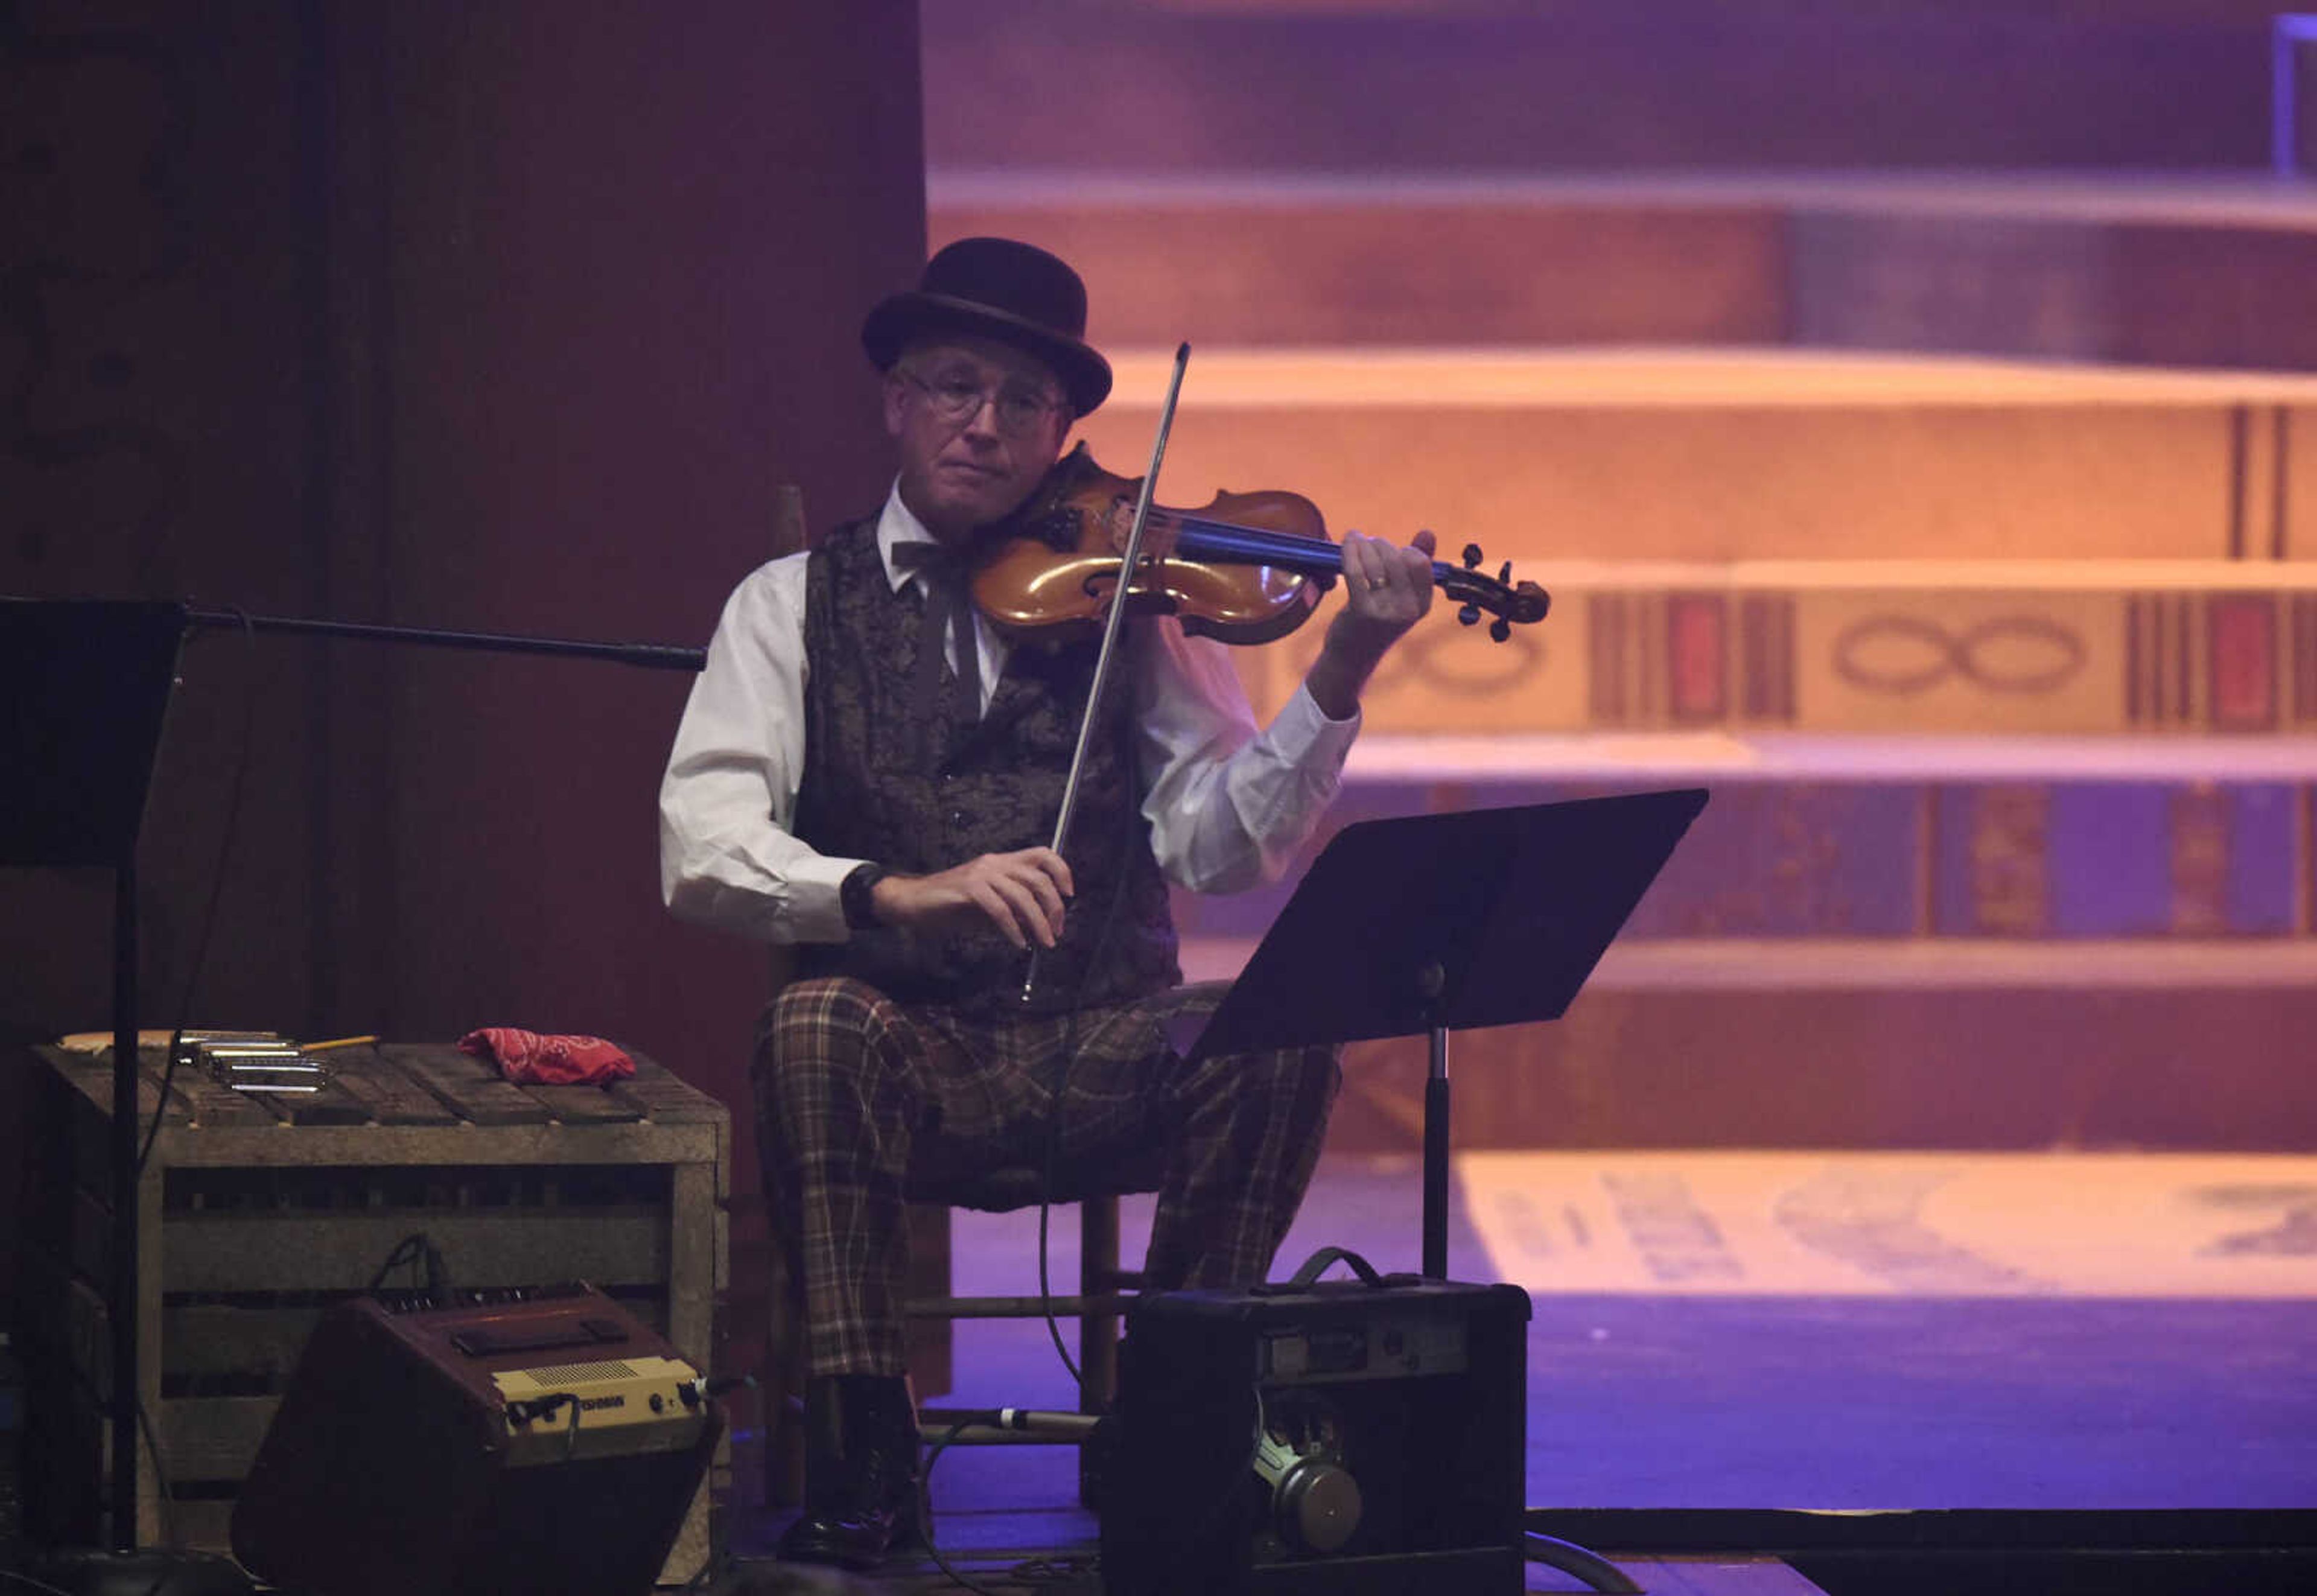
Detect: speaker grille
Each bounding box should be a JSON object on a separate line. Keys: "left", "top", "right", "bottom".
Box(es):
{"left": 512, "top": 1359, "right": 638, "bottom": 1385}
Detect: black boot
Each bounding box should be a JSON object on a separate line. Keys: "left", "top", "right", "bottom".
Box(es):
{"left": 777, "top": 1374, "right": 924, "bottom": 1570}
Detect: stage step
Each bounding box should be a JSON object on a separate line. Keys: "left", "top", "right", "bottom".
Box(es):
{"left": 931, "top": 173, "right": 2317, "bottom": 372}
{"left": 1177, "top": 747, "right": 2317, "bottom": 1154}
{"left": 1183, "top": 743, "right": 2317, "bottom": 955}
{"left": 1257, "top": 953, "right": 2317, "bottom": 1156}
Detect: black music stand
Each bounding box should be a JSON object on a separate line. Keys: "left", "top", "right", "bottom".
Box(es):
{"left": 1185, "top": 787, "right": 1710, "bottom": 1280}
{"left": 2, "top": 599, "right": 254, "bottom": 1593}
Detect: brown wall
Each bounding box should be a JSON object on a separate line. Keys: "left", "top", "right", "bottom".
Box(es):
{"left": 2, "top": 1, "right": 925, "bottom": 1340}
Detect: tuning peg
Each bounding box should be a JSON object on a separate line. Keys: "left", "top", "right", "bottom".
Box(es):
{"left": 1462, "top": 543, "right": 1483, "bottom": 570}
{"left": 1498, "top": 561, "right": 1513, "bottom": 587}
{"left": 1458, "top": 603, "right": 1481, "bottom": 627}
{"left": 1490, "top": 618, "right": 1511, "bottom": 643}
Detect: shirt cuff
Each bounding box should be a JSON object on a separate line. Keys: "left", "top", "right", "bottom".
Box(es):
{"left": 789, "top": 852, "right": 869, "bottom": 943}
{"left": 1277, "top": 679, "right": 1362, "bottom": 760}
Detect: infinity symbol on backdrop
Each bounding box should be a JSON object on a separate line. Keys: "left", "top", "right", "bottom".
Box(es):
{"left": 1353, "top": 608, "right": 1546, "bottom": 696}
{"left": 1831, "top": 614, "right": 2086, "bottom": 697}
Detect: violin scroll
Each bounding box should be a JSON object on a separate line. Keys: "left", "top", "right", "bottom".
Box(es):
{"left": 1446, "top": 541, "right": 1549, "bottom": 643}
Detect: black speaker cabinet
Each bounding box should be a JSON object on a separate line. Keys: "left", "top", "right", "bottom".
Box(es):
{"left": 1099, "top": 1274, "right": 1531, "bottom": 1595}
{"left": 231, "top": 1283, "right": 719, "bottom": 1596}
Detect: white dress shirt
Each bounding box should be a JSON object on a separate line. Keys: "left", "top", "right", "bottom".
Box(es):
{"left": 658, "top": 481, "right": 1360, "bottom": 944}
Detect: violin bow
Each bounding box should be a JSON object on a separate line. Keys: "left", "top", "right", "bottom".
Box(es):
{"left": 1021, "top": 340, "right": 1192, "bottom": 1005}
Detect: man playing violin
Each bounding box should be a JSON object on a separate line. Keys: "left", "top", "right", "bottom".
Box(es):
{"left": 657, "top": 237, "right": 1437, "bottom": 1570}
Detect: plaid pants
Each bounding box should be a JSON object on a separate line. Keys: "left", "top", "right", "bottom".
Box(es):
{"left": 752, "top": 975, "right": 1340, "bottom": 1379}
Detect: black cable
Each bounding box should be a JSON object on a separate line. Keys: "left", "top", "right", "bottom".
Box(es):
{"left": 500, "top": 1391, "right": 583, "bottom": 1460}
{"left": 1524, "top": 1532, "right": 1645, "bottom": 1594}
{"left": 1, "top": 1551, "right": 247, "bottom": 1596}
{"left": 917, "top": 1422, "right": 1007, "bottom": 1596}
{"left": 364, "top": 1232, "right": 447, "bottom": 1295}
{"left": 136, "top": 606, "right": 261, "bottom": 1177}
{"left": 366, "top": 1234, "right": 422, "bottom": 1292}
{"left": 1032, "top": 1094, "right": 1082, "bottom": 1385}
{"left": 1201, "top": 1382, "right": 1267, "bottom": 1539}
{"left": 0, "top": 1571, "right": 80, "bottom": 1596}
{"left": 997, "top": 1556, "right": 1100, "bottom": 1591}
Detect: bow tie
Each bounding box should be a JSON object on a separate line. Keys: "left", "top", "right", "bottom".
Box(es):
{"left": 892, "top": 540, "right": 983, "bottom": 740}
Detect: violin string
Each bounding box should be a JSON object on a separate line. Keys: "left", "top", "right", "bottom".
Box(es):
{"left": 1137, "top": 509, "right": 1487, "bottom": 594}
{"left": 1169, "top": 516, "right": 1467, "bottom": 586}
{"left": 1168, "top": 515, "right": 1342, "bottom": 570}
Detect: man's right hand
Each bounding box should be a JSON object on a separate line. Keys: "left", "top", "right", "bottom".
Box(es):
{"left": 869, "top": 847, "right": 1075, "bottom": 950}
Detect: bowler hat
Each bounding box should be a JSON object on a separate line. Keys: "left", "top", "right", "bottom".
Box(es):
{"left": 861, "top": 237, "right": 1112, "bottom": 415}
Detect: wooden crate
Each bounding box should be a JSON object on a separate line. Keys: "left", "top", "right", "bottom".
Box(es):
{"left": 13, "top": 1040, "right": 729, "bottom": 1584}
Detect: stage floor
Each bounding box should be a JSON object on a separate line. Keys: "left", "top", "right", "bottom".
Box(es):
{"left": 725, "top": 1148, "right": 2317, "bottom": 1589}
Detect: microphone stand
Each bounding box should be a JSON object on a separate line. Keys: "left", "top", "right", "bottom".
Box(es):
{"left": 179, "top": 604, "right": 706, "bottom": 671}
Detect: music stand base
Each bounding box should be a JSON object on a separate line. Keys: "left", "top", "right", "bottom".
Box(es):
{"left": 32, "top": 1547, "right": 256, "bottom": 1596}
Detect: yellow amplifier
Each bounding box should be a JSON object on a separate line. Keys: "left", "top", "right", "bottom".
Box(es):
{"left": 494, "top": 1352, "right": 710, "bottom": 1463}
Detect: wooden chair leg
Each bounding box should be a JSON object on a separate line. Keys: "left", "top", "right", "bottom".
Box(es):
{"left": 1078, "top": 1193, "right": 1122, "bottom": 1509}
{"left": 906, "top": 1201, "right": 955, "bottom": 1399}
{"left": 1078, "top": 1193, "right": 1121, "bottom": 1413}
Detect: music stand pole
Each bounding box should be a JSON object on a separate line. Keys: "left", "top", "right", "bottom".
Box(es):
{"left": 1422, "top": 979, "right": 1451, "bottom": 1279}
{"left": 108, "top": 860, "right": 140, "bottom": 1551}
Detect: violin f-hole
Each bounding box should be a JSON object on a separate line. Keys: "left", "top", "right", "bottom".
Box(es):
{"left": 1080, "top": 568, "right": 1181, "bottom": 617}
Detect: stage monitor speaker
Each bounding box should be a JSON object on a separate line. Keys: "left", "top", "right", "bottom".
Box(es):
{"left": 230, "top": 1283, "right": 719, "bottom": 1596}
{"left": 1098, "top": 1267, "right": 1531, "bottom": 1594}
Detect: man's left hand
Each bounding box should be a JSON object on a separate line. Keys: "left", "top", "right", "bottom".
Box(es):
{"left": 1305, "top": 528, "right": 1437, "bottom": 720}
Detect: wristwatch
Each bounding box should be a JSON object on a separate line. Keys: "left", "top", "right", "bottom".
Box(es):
{"left": 840, "top": 862, "right": 887, "bottom": 930}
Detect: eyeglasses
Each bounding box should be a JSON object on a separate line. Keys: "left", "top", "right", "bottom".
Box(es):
{"left": 895, "top": 366, "right": 1066, "bottom": 437}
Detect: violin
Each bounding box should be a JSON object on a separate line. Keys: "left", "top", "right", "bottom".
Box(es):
{"left": 970, "top": 444, "right": 1549, "bottom": 646}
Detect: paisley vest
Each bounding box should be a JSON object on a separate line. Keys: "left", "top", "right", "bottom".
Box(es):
{"left": 791, "top": 518, "right": 1179, "bottom": 1016}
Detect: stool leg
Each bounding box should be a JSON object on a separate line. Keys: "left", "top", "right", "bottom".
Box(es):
{"left": 1078, "top": 1194, "right": 1121, "bottom": 1509}
{"left": 1078, "top": 1193, "right": 1121, "bottom": 1411}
